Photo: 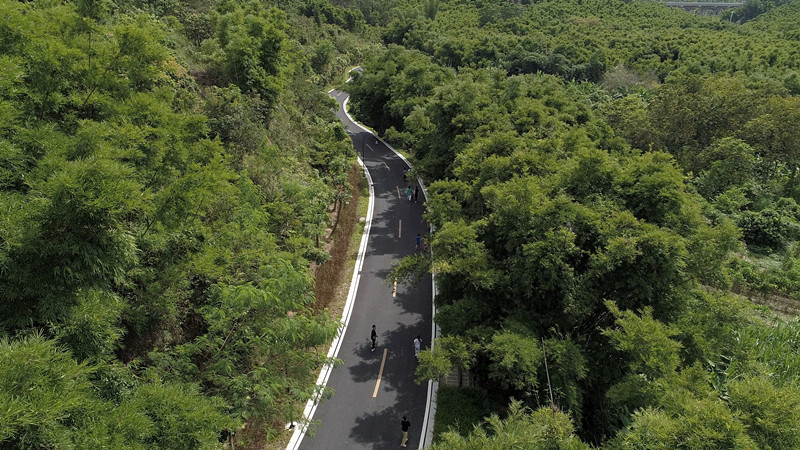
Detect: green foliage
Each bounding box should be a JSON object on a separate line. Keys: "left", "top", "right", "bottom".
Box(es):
{"left": 349, "top": 2, "right": 800, "bottom": 444}
{"left": 740, "top": 95, "right": 800, "bottom": 191}
{"left": 603, "top": 302, "right": 682, "bottom": 381}
{"left": 730, "top": 319, "right": 800, "bottom": 385}
{"left": 8, "top": 0, "right": 800, "bottom": 445}
{"left": 728, "top": 376, "right": 800, "bottom": 449}
{"left": 366, "top": 44, "right": 759, "bottom": 443}
{"left": 737, "top": 208, "right": 789, "bottom": 249}
{"left": 0, "top": 334, "right": 96, "bottom": 446}
{"left": 695, "top": 138, "right": 756, "bottom": 199}
{"left": 52, "top": 289, "right": 125, "bottom": 361}
{"left": 389, "top": 249, "right": 433, "bottom": 287}
{"left": 432, "top": 220, "right": 500, "bottom": 290}
{"left": 432, "top": 401, "right": 589, "bottom": 450}
{"left": 415, "top": 347, "right": 453, "bottom": 384}
{"left": 203, "top": 1, "right": 287, "bottom": 112}
{"left": 486, "top": 330, "right": 542, "bottom": 393}
{"left": 675, "top": 290, "right": 749, "bottom": 364}
{"left": 431, "top": 386, "right": 490, "bottom": 441}
{"left": 1, "top": 151, "right": 140, "bottom": 328}
{"left": 301, "top": 0, "right": 365, "bottom": 32}
{"left": 541, "top": 337, "right": 587, "bottom": 417}
{"left": 123, "top": 381, "right": 233, "bottom": 450}
{"left": 609, "top": 399, "right": 757, "bottom": 449}
{"left": 0, "top": 0, "right": 363, "bottom": 443}
{"left": 150, "top": 279, "right": 338, "bottom": 426}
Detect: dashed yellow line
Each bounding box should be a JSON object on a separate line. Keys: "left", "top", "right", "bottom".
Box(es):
{"left": 372, "top": 349, "right": 388, "bottom": 398}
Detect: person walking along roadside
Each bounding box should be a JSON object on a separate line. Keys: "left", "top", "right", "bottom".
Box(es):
{"left": 406, "top": 186, "right": 413, "bottom": 203}
{"left": 413, "top": 335, "right": 421, "bottom": 359}
{"left": 400, "top": 416, "right": 411, "bottom": 447}
{"left": 413, "top": 186, "right": 419, "bottom": 203}
{"left": 371, "top": 325, "right": 377, "bottom": 351}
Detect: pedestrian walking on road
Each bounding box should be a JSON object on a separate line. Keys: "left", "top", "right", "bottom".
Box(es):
{"left": 371, "top": 325, "right": 377, "bottom": 351}
{"left": 406, "top": 186, "right": 413, "bottom": 202}
{"left": 415, "top": 234, "right": 421, "bottom": 252}
{"left": 413, "top": 186, "right": 419, "bottom": 203}
{"left": 413, "top": 335, "right": 421, "bottom": 359}
{"left": 400, "top": 416, "right": 411, "bottom": 447}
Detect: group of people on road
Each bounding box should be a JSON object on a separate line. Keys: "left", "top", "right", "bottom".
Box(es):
{"left": 405, "top": 185, "right": 420, "bottom": 203}
{"left": 370, "top": 325, "right": 423, "bottom": 359}
{"left": 403, "top": 168, "right": 421, "bottom": 204}
{"left": 414, "top": 233, "right": 429, "bottom": 254}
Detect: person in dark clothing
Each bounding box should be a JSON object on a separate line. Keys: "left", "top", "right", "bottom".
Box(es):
{"left": 413, "top": 186, "right": 419, "bottom": 203}
{"left": 371, "top": 325, "right": 377, "bottom": 351}
{"left": 400, "top": 416, "right": 410, "bottom": 447}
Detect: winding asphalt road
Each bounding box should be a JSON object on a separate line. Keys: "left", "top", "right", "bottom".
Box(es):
{"left": 293, "top": 90, "right": 433, "bottom": 449}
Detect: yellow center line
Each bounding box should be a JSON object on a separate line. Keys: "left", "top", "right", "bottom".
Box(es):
{"left": 373, "top": 348, "right": 388, "bottom": 398}
{"left": 396, "top": 186, "right": 401, "bottom": 198}
{"left": 398, "top": 220, "right": 402, "bottom": 238}
{"left": 383, "top": 162, "right": 390, "bottom": 171}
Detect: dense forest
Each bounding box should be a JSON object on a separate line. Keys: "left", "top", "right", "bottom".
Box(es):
{"left": 0, "top": 0, "right": 372, "bottom": 446}
{"left": 345, "top": 0, "right": 800, "bottom": 447}
{"left": 4, "top": 0, "right": 800, "bottom": 447}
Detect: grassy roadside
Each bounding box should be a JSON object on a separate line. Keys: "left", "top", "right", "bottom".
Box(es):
{"left": 265, "top": 162, "right": 370, "bottom": 450}
{"left": 432, "top": 386, "right": 492, "bottom": 443}
{"left": 319, "top": 164, "right": 370, "bottom": 327}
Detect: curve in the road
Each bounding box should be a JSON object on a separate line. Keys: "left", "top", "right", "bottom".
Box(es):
{"left": 287, "top": 90, "right": 436, "bottom": 450}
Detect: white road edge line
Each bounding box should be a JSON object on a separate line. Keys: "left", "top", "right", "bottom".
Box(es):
{"left": 287, "top": 90, "right": 376, "bottom": 450}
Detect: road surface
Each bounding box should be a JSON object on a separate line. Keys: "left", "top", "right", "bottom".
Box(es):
{"left": 295, "top": 90, "right": 433, "bottom": 450}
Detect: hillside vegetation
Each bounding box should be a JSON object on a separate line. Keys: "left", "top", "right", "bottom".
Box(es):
{"left": 0, "top": 0, "right": 374, "bottom": 446}
{"left": 345, "top": 0, "right": 800, "bottom": 446}
{"left": 4, "top": 0, "right": 800, "bottom": 447}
